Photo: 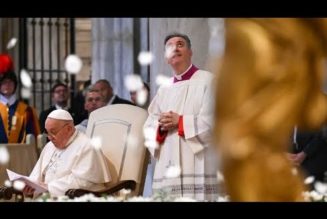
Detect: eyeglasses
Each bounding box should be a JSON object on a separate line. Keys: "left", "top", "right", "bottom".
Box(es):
{"left": 44, "top": 123, "right": 69, "bottom": 139}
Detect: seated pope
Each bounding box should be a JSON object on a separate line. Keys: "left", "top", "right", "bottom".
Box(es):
{"left": 25, "top": 109, "right": 111, "bottom": 198}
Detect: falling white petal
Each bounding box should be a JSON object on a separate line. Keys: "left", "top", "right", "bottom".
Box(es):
{"left": 65, "top": 54, "right": 83, "bottom": 74}
{"left": 13, "top": 180, "right": 25, "bottom": 191}
{"left": 304, "top": 176, "right": 315, "bottom": 185}
{"left": 20, "top": 69, "right": 32, "bottom": 88}
{"left": 136, "top": 89, "right": 148, "bottom": 106}
{"left": 121, "top": 189, "right": 131, "bottom": 195}
{"left": 143, "top": 127, "right": 156, "bottom": 141}
{"left": 144, "top": 140, "right": 159, "bottom": 150}
{"left": 21, "top": 87, "right": 32, "bottom": 99}
{"left": 155, "top": 74, "right": 171, "bottom": 87}
{"left": 165, "top": 165, "right": 181, "bottom": 178}
{"left": 314, "top": 181, "right": 327, "bottom": 194}
{"left": 216, "top": 171, "right": 224, "bottom": 183}
{"left": 164, "top": 44, "right": 176, "bottom": 60}
{"left": 138, "top": 51, "right": 154, "bottom": 66}
{"left": 4, "top": 180, "right": 12, "bottom": 187}
{"left": 124, "top": 74, "right": 143, "bottom": 92}
{"left": 126, "top": 134, "right": 138, "bottom": 149}
{"left": 90, "top": 136, "right": 102, "bottom": 150}
{"left": 0, "top": 146, "right": 9, "bottom": 164}
{"left": 6, "top": 38, "right": 18, "bottom": 50}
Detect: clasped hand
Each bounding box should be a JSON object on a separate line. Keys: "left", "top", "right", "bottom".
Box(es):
{"left": 158, "top": 111, "right": 179, "bottom": 131}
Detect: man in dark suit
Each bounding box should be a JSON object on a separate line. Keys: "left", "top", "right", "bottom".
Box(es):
{"left": 93, "top": 79, "right": 134, "bottom": 106}
{"left": 288, "top": 126, "right": 327, "bottom": 184}
{"left": 39, "top": 83, "right": 86, "bottom": 133}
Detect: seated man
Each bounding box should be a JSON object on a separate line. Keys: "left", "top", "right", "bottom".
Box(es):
{"left": 75, "top": 88, "right": 106, "bottom": 133}
{"left": 25, "top": 109, "right": 111, "bottom": 198}
{"left": 39, "top": 83, "right": 87, "bottom": 133}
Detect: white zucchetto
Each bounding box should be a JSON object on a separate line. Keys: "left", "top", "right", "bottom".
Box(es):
{"left": 47, "top": 109, "right": 73, "bottom": 121}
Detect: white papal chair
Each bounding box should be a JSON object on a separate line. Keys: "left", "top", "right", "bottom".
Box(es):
{"left": 65, "top": 104, "right": 149, "bottom": 198}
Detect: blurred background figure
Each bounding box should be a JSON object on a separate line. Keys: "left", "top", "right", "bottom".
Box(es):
{"left": 75, "top": 87, "right": 106, "bottom": 133}
{"left": 39, "top": 82, "right": 86, "bottom": 133}
{"left": 93, "top": 79, "right": 134, "bottom": 106}
{"left": 288, "top": 125, "right": 327, "bottom": 188}
{"left": 214, "top": 18, "right": 327, "bottom": 201}
{"left": 0, "top": 54, "right": 40, "bottom": 143}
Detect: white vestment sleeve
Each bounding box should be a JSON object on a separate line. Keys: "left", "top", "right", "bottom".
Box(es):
{"left": 183, "top": 80, "right": 214, "bottom": 154}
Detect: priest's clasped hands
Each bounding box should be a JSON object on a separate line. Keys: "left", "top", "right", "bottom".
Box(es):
{"left": 158, "top": 111, "right": 179, "bottom": 131}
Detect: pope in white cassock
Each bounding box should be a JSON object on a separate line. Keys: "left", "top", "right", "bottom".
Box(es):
{"left": 26, "top": 109, "right": 111, "bottom": 198}
{"left": 144, "top": 33, "right": 219, "bottom": 201}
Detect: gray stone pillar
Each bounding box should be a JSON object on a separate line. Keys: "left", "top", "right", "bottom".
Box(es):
{"left": 92, "top": 18, "right": 134, "bottom": 99}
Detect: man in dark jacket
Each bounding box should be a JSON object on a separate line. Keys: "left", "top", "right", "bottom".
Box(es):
{"left": 39, "top": 83, "right": 86, "bottom": 133}
{"left": 289, "top": 126, "right": 327, "bottom": 183}
{"left": 93, "top": 79, "right": 134, "bottom": 106}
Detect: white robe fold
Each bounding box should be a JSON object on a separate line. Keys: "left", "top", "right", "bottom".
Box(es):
{"left": 144, "top": 70, "right": 219, "bottom": 201}
{"left": 29, "top": 131, "right": 111, "bottom": 197}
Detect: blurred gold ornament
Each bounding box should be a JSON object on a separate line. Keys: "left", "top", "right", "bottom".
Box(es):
{"left": 214, "top": 18, "right": 327, "bottom": 201}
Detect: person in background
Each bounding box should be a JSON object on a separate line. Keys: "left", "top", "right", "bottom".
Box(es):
{"left": 39, "top": 82, "right": 86, "bottom": 133}
{"left": 288, "top": 125, "right": 327, "bottom": 186}
{"left": 75, "top": 88, "right": 106, "bottom": 133}
{"left": 0, "top": 54, "right": 40, "bottom": 143}
{"left": 93, "top": 79, "right": 134, "bottom": 106}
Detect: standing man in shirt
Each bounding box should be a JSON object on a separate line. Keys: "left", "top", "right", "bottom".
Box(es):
{"left": 143, "top": 33, "right": 219, "bottom": 201}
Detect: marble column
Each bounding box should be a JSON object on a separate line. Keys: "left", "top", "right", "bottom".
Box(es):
{"left": 92, "top": 18, "right": 134, "bottom": 99}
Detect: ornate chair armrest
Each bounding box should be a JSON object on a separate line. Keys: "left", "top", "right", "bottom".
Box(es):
{"left": 0, "top": 186, "right": 25, "bottom": 201}
{"left": 65, "top": 180, "right": 136, "bottom": 199}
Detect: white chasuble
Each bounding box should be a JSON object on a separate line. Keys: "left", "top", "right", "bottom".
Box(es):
{"left": 30, "top": 130, "right": 111, "bottom": 197}
{"left": 144, "top": 70, "right": 219, "bottom": 201}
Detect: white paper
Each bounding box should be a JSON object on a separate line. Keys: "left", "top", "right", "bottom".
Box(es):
{"left": 6, "top": 169, "right": 48, "bottom": 196}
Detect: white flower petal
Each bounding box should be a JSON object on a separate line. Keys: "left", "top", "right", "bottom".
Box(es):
{"left": 65, "top": 55, "right": 83, "bottom": 74}
{"left": 21, "top": 87, "right": 32, "bottom": 99}
{"left": 165, "top": 165, "right": 181, "bottom": 178}
{"left": 136, "top": 89, "right": 148, "bottom": 106}
{"left": 124, "top": 74, "right": 143, "bottom": 92}
{"left": 304, "top": 176, "right": 315, "bottom": 185}
{"left": 138, "top": 51, "right": 154, "bottom": 66}
{"left": 6, "top": 38, "right": 18, "bottom": 50}
{"left": 90, "top": 136, "right": 102, "bottom": 150}
{"left": 20, "top": 69, "right": 32, "bottom": 88}
{"left": 13, "top": 180, "right": 25, "bottom": 191}
{"left": 0, "top": 146, "right": 10, "bottom": 164}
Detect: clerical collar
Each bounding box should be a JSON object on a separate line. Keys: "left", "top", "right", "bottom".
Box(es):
{"left": 173, "top": 64, "right": 198, "bottom": 83}
{"left": 55, "top": 104, "right": 69, "bottom": 111}
{"left": 0, "top": 94, "right": 16, "bottom": 106}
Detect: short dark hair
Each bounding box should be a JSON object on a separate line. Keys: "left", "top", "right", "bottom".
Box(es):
{"left": 0, "top": 71, "right": 18, "bottom": 91}
{"left": 164, "top": 33, "right": 191, "bottom": 49}
{"left": 95, "top": 79, "right": 112, "bottom": 88}
{"left": 51, "top": 82, "right": 68, "bottom": 93}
